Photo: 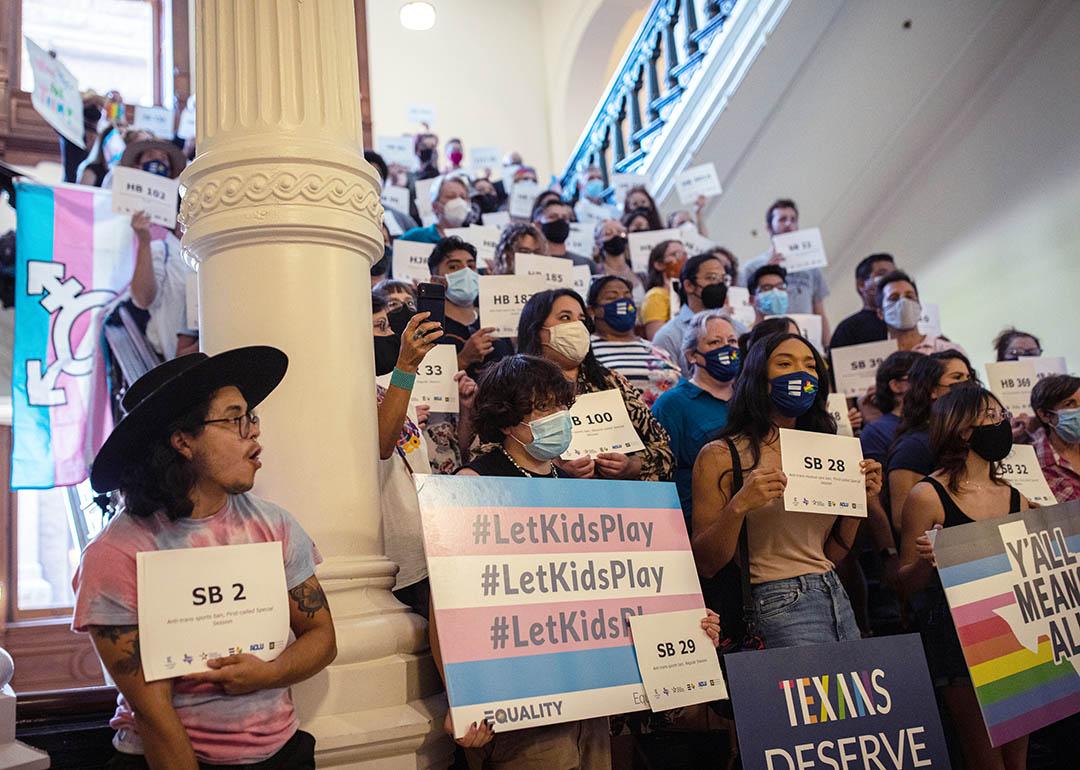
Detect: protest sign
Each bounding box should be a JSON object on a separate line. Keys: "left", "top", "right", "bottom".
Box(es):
{"left": 514, "top": 253, "right": 573, "bottom": 289}
{"left": 612, "top": 173, "right": 648, "bottom": 205}
{"left": 779, "top": 428, "right": 867, "bottom": 517}
{"left": 111, "top": 166, "right": 180, "bottom": 228}
{"left": 483, "top": 210, "right": 511, "bottom": 229}
{"left": 786, "top": 313, "right": 823, "bottom": 353}
{"left": 509, "top": 182, "right": 540, "bottom": 219}
{"left": 137, "top": 542, "right": 289, "bottom": 682}
{"left": 392, "top": 240, "right": 433, "bottom": 286}
{"left": 674, "top": 163, "right": 722, "bottom": 204}
{"left": 831, "top": 339, "right": 898, "bottom": 398}
{"left": 565, "top": 390, "right": 645, "bottom": 459}
{"left": 827, "top": 393, "right": 853, "bottom": 437}
{"left": 998, "top": 444, "right": 1057, "bottom": 506}
{"left": 917, "top": 303, "right": 941, "bottom": 337}
{"left": 986, "top": 357, "right": 1068, "bottom": 416}
{"left": 407, "top": 104, "right": 436, "bottom": 126}
{"left": 444, "top": 225, "right": 500, "bottom": 264}
{"left": 25, "top": 37, "right": 85, "bottom": 148}
{"left": 377, "top": 135, "right": 415, "bottom": 168}
{"left": 381, "top": 184, "right": 411, "bottom": 214}
{"left": 725, "top": 634, "right": 950, "bottom": 770}
{"left": 470, "top": 146, "right": 501, "bottom": 175}
{"left": 771, "top": 227, "right": 828, "bottom": 273}
{"left": 416, "top": 475, "right": 704, "bottom": 736}
{"left": 567, "top": 222, "right": 593, "bottom": 258}
{"left": 727, "top": 286, "right": 756, "bottom": 328}
{"left": 480, "top": 275, "right": 544, "bottom": 336}
{"left": 935, "top": 500, "right": 1080, "bottom": 746}
{"left": 132, "top": 105, "right": 174, "bottom": 137}
{"left": 629, "top": 609, "right": 728, "bottom": 711}
{"left": 628, "top": 228, "right": 682, "bottom": 273}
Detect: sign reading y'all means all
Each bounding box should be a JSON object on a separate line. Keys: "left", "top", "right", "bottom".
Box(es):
{"left": 724, "top": 634, "right": 950, "bottom": 770}
{"left": 415, "top": 475, "right": 704, "bottom": 737}
{"left": 111, "top": 167, "right": 181, "bottom": 228}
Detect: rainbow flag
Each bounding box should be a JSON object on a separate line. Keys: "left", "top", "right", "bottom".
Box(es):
{"left": 416, "top": 475, "right": 703, "bottom": 737}
{"left": 11, "top": 181, "right": 134, "bottom": 489}
{"left": 935, "top": 499, "right": 1080, "bottom": 747}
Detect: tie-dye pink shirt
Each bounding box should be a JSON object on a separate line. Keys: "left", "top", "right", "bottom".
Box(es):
{"left": 72, "top": 493, "right": 321, "bottom": 765}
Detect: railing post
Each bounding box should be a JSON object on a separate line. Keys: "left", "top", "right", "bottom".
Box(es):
{"left": 597, "top": 132, "right": 610, "bottom": 187}
{"left": 684, "top": 0, "right": 700, "bottom": 55}
{"left": 664, "top": 2, "right": 680, "bottom": 88}
{"left": 645, "top": 37, "right": 662, "bottom": 121}
{"left": 628, "top": 68, "right": 644, "bottom": 151}
{"left": 612, "top": 100, "right": 627, "bottom": 165}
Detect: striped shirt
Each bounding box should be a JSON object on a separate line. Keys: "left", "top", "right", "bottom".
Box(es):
{"left": 590, "top": 335, "right": 681, "bottom": 408}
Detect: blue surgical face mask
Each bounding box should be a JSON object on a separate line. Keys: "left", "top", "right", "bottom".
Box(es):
{"left": 1051, "top": 406, "right": 1080, "bottom": 444}
{"left": 756, "top": 288, "right": 789, "bottom": 316}
{"left": 769, "top": 371, "right": 819, "bottom": 418}
{"left": 601, "top": 298, "right": 636, "bottom": 332}
{"left": 699, "top": 345, "right": 741, "bottom": 382}
{"left": 445, "top": 267, "right": 479, "bottom": 306}
{"left": 515, "top": 410, "right": 573, "bottom": 460}
{"left": 584, "top": 178, "right": 605, "bottom": 199}
{"left": 141, "top": 159, "right": 171, "bottom": 178}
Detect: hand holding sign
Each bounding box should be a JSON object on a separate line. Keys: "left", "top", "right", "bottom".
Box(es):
{"left": 779, "top": 428, "right": 869, "bottom": 517}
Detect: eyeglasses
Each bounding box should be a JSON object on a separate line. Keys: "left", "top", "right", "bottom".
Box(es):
{"left": 201, "top": 411, "right": 259, "bottom": 439}
{"left": 1005, "top": 348, "right": 1042, "bottom": 359}
{"left": 386, "top": 298, "right": 416, "bottom": 314}
{"left": 983, "top": 407, "right": 1012, "bottom": 424}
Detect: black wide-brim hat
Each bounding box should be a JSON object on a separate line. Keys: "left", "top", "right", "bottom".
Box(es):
{"left": 90, "top": 346, "right": 288, "bottom": 493}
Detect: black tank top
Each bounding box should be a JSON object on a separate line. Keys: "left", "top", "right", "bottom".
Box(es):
{"left": 463, "top": 448, "right": 570, "bottom": 478}
{"left": 922, "top": 476, "right": 1021, "bottom": 528}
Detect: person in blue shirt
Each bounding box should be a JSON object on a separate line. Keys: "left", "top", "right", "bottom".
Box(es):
{"left": 860, "top": 350, "right": 923, "bottom": 464}
{"left": 651, "top": 309, "right": 741, "bottom": 523}
{"left": 399, "top": 174, "right": 471, "bottom": 243}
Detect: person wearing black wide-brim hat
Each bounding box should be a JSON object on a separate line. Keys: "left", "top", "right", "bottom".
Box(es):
{"left": 73, "top": 347, "right": 336, "bottom": 768}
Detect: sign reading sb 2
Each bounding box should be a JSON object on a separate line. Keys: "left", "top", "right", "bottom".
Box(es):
{"left": 192, "top": 583, "right": 247, "bottom": 605}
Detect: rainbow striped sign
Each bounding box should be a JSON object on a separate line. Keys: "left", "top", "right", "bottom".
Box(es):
{"left": 935, "top": 499, "right": 1080, "bottom": 747}
{"left": 12, "top": 182, "right": 133, "bottom": 488}
{"left": 416, "top": 474, "right": 703, "bottom": 737}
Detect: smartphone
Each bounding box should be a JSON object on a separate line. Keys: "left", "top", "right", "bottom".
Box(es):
{"left": 415, "top": 282, "right": 446, "bottom": 328}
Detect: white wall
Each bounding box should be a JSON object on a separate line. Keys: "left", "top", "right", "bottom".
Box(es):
{"left": 366, "top": 0, "right": 555, "bottom": 176}
{"left": 840, "top": 1, "right": 1080, "bottom": 371}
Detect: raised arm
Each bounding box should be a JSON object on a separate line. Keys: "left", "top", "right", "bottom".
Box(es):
{"left": 89, "top": 625, "right": 198, "bottom": 770}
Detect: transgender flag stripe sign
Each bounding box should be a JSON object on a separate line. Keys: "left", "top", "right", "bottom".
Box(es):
{"left": 11, "top": 181, "right": 133, "bottom": 489}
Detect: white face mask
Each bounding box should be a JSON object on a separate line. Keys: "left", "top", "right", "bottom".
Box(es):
{"left": 882, "top": 296, "right": 922, "bottom": 331}
{"left": 441, "top": 198, "right": 470, "bottom": 227}
{"left": 543, "top": 320, "right": 591, "bottom": 364}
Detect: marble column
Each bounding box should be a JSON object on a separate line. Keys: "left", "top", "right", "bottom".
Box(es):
{"left": 179, "top": 1, "right": 450, "bottom": 766}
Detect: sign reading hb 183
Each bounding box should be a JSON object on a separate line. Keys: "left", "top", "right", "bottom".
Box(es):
{"left": 725, "top": 634, "right": 950, "bottom": 770}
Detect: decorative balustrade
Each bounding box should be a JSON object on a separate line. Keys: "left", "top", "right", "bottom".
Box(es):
{"left": 559, "top": 0, "right": 738, "bottom": 200}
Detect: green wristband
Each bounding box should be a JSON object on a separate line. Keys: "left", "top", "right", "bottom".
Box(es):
{"left": 390, "top": 367, "right": 417, "bottom": 390}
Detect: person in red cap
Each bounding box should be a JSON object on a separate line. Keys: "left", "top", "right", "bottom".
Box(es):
{"left": 73, "top": 347, "right": 336, "bottom": 769}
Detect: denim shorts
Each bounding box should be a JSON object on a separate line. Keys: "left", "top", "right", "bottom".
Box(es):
{"left": 751, "top": 570, "right": 861, "bottom": 649}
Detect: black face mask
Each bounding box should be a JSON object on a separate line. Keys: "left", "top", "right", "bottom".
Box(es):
{"left": 371, "top": 247, "right": 390, "bottom": 277}
{"left": 540, "top": 219, "right": 571, "bottom": 245}
{"left": 700, "top": 283, "right": 728, "bottom": 310}
{"left": 602, "top": 235, "right": 628, "bottom": 256}
{"left": 474, "top": 193, "right": 499, "bottom": 214}
{"left": 968, "top": 419, "right": 1013, "bottom": 462}
{"left": 418, "top": 147, "right": 435, "bottom": 165}
{"left": 388, "top": 306, "right": 413, "bottom": 337}
{"left": 373, "top": 335, "right": 400, "bottom": 376}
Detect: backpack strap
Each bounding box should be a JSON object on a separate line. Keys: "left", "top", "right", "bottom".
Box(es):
{"left": 722, "top": 437, "right": 754, "bottom": 623}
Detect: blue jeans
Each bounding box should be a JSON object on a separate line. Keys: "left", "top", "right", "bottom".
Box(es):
{"left": 752, "top": 570, "right": 861, "bottom": 648}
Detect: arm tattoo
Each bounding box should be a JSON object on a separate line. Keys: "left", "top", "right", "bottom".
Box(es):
{"left": 92, "top": 625, "right": 142, "bottom": 677}
{"left": 288, "top": 576, "right": 329, "bottom": 618}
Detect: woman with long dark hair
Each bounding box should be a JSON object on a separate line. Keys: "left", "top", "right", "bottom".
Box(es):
{"left": 884, "top": 350, "right": 975, "bottom": 529}
{"left": 691, "top": 332, "right": 882, "bottom": 647}
{"left": 640, "top": 239, "right": 688, "bottom": 340}
{"left": 517, "top": 289, "right": 674, "bottom": 481}
{"left": 899, "top": 385, "right": 1030, "bottom": 769}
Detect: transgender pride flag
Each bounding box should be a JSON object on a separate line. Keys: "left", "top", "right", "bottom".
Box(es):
{"left": 11, "top": 181, "right": 133, "bottom": 489}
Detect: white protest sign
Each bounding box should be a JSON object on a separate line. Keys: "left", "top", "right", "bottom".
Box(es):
{"left": 677, "top": 224, "right": 715, "bottom": 256}
{"left": 508, "top": 181, "right": 539, "bottom": 219}
{"left": 377, "top": 135, "right": 415, "bottom": 168}
{"left": 384, "top": 209, "right": 403, "bottom": 237}
{"left": 998, "top": 444, "right": 1057, "bottom": 506}
{"left": 392, "top": 240, "right": 434, "bottom": 286}
{"left": 567, "top": 222, "right": 594, "bottom": 258}
{"left": 132, "top": 106, "right": 174, "bottom": 138}
{"left": 571, "top": 265, "right": 592, "bottom": 302}
{"left": 564, "top": 389, "right": 645, "bottom": 459}
{"left": 771, "top": 227, "right": 827, "bottom": 273}
{"left": 407, "top": 104, "right": 436, "bottom": 126}
{"left": 674, "top": 163, "right": 722, "bottom": 205}
{"left": 444, "top": 225, "right": 501, "bottom": 264}
{"left": 412, "top": 345, "right": 460, "bottom": 413}
{"left": 470, "top": 146, "right": 501, "bottom": 175}
{"left": 177, "top": 104, "right": 196, "bottom": 140}
{"left": 381, "top": 184, "right": 411, "bottom": 213}
{"left": 612, "top": 172, "right": 648, "bottom": 205}
{"left": 479, "top": 275, "right": 544, "bottom": 336}
{"left": 986, "top": 357, "right": 1068, "bottom": 416}
{"left": 779, "top": 428, "right": 867, "bottom": 517}
{"left": 628, "top": 228, "right": 682, "bottom": 273}
{"left": 414, "top": 175, "right": 439, "bottom": 221}
{"left": 827, "top": 393, "right": 853, "bottom": 437}
{"left": 26, "top": 37, "right": 85, "bottom": 149}
{"left": 831, "top": 339, "right": 898, "bottom": 398}
{"left": 515, "top": 253, "right": 573, "bottom": 289}
{"left": 576, "top": 198, "right": 612, "bottom": 225}
{"left": 917, "top": 302, "right": 942, "bottom": 337}
{"left": 629, "top": 609, "right": 727, "bottom": 711}
{"left": 786, "top": 313, "right": 823, "bottom": 354}
{"left": 483, "top": 210, "right": 511, "bottom": 229}
{"left": 185, "top": 271, "right": 199, "bottom": 331}
{"left": 111, "top": 166, "right": 180, "bottom": 228}
{"left": 136, "top": 542, "right": 289, "bottom": 682}
{"left": 726, "top": 286, "right": 756, "bottom": 328}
